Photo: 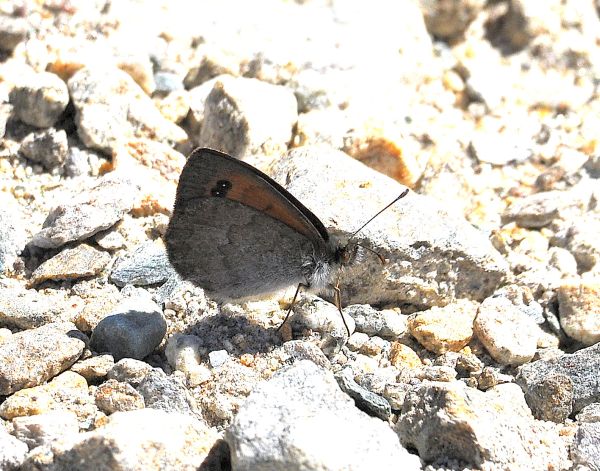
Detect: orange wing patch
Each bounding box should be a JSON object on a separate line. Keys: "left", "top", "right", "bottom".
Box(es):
{"left": 207, "top": 173, "right": 317, "bottom": 242}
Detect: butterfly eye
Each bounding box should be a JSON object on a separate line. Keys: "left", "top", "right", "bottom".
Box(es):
{"left": 210, "top": 179, "right": 232, "bottom": 197}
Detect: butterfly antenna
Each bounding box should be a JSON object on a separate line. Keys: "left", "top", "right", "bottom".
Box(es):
{"left": 348, "top": 189, "right": 409, "bottom": 241}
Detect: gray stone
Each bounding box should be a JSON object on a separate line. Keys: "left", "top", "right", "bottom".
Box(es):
{"left": 269, "top": 146, "right": 508, "bottom": 308}
{"left": 165, "top": 334, "right": 210, "bottom": 387}
{"left": 516, "top": 342, "right": 600, "bottom": 415}
{"left": 344, "top": 304, "right": 407, "bottom": 339}
{"left": 474, "top": 296, "right": 539, "bottom": 366}
{"left": 20, "top": 128, "right": 68, "bottom": 169}
{"left": 419, "top": 0, "right": 485, "bottom": 40}
{"left": 31, "top": 175, "right": 138, "bottom": 249}
{"left": 577, "top": 403, "right": 600, "bottom": 423}
{"left": 470, "top": 132, "right": 532, "bottom": 165}
{"left": 199, "top": 76, "right": 297, "bottom": 168}
{"left": 0, "top": 426, "right": 27, "bottom": 471}
{"left": 70, "top": 354, "right": 115, "bottom": 381}
{"left": 0, "top": 285, "right": 82, "bottom": 329}
{"left": 0, "top": 322, "right": 85, "bottom": 395}
{"left": 109, "top": 241, "right": 173, "bottom": 287}
{"left": 20, "top": 409, "right": 218, "bottom": 471}
{"left": 0, "top": 102, "right": 12, "bottom": 139}
{"left": 283, "top": 340, "right": 331, "bottom": 369}
{"left": 30, "top": 243, "right": 111, "bottom": 285}
{"left": 63, "top": 147, "right": 98, "bottom": 177}
{"left": 153, "top": 71, "right": 184, "bottom": 93}
{"left": 557, "top": 280, "right": 600, "bottom": 345}
{"left": 0, "top": 196, "right": 26, "bottom": 274}
{"left": 0, "top": 15, "right": 28, "bottom": 52}
{"left": 225, "top": 360, "right": 421, "bottom": 471}
{"left": 9, "top": 72, "right": 69, "bottom": 128}
{"left": 289, "top": 295, "right": 355, "bottom": 357}
{"left": 90, "top": 297, "right": 166, "bottom": 361}
{"left": 570, "top": 422, "right": 600, "bottom": 471}
{"left": 503, "top": 185, "right": 593, "bottom": 228}
{"left": 557, "top": 215, "right": 600, "bottom": 272}
{"left": 396, "top": 381, "right": 568, "bottom": 469}
{"left": 12, "top": 411, "right": 79, "bottom": 450}
{"left": 335, "top": 368, "right": 392, "bottom": 421}
{"left": 208, "top": 349, "right": 229, "bottom": 368}
{"left": 68, "top": 67, "right": 186, "bottom": 154}
{"left": 107, "top": 358, "right": 153, "bottom": 386}
{"left": 137, "top": 369, "right": 199, "bottom": 417}
{"left": 94, "top": 379, "right": 145, "bottom": 414}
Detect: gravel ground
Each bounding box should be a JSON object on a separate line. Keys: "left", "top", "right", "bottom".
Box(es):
{"left": 0, "top": 1, "right": 599, "bottom": 470}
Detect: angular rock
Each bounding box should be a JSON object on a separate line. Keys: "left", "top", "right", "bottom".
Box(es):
{"left": 557, "top": 215, "right": 600, "bottom": 272}
{"left": 109, "top": 241, "right": 172, "bottom": 287}
{"left": 165, "top": 333, "right": 211, "bottom": 387}
{"left": 0, "top": 371, "right": 96, "bottom": 428}
{"left": 30, "top": 244, "right": 111, "bottom": 285}
{"left": 420, "top": 0, "right": 485, "bottom": 40}
{"left": 268, "top": 146, "right": 509, "bottom": 307}
{"left": 0, "top": 322, "right": 85, "bottom": 395}
{"left": 137, "top": 369, "right": 199, "bottom": 417}
{"left": 68, "top": 67, "right": 186, "bottom": 154}
{"left": 503, "top": 186, "right": 593, "bottom": 228}
{"left": 343, "top": 304, "right": 407, "bottom": 339}
{"left": 0, "top": 426, "right": 27, "bottom": 471}
{"left": 0, "top": 14, "right": 28, "bottom": 52}
{"left": 516, "top": 343, "right": 600, "bottom": 416}
{"left": 0, "top": 286, "right": 83, "bottom": 329}
{"left": 107, "top": 358, "right": 153, "bottom": 386}
{"left": 570, "top": 422, "right": 600, "bottom": 471}
{"left": 389, "top": 342, "right": 422, "bottom": 368}
{"left": 12, "top": 411, "right": 79, "bottom": 449}
{"left": 396, "top": 381, "right": 568, "bottom": 469}
{"left": 289, "top": 295, "right": 355, "bottom": 357}
{"left": 21, "top": 409, "right": 218, "bottom": 471}
{"left": 31, "top": 175, "right": 138, "bottom": 249}
{"left": 94, "top": 379, "right": 145, "bottom": 414}
{"left": 199, "top": 76, "right": 297, "bottom": 169}
{"left": 408, "top": 299, "right": 478, "bottom": 354}
{"left": 335, "top": 368, "right": 392, "bottom": 421}
{"left": 474, "top": 296, "right": 539, "bottom": 365}
{"left": 0, "top": 195, "right": 26, "bottom": 273}
{"left": 20, "top": 128, "right": 69, "bottom": 169}
{"left": 90, "top": 297, "right": 166, "bottom": 361}
{"left": 557, "top": 279, "right": 600, "bottom": 345}
{"left": 225, "top": 360, "right": 421, "bottom": 471}
{"left": 70, "top": 354, "right": 115, "bottom": 381}
{"left": 9, "top": 71, "right": 69, "bottom": 128}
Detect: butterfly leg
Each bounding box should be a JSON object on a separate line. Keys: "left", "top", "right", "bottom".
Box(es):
{"left": 333, "top": 281, "right": 351, "bottom": 337}
{"left": 277, "top": 282, "right": 308, "bottom": 333}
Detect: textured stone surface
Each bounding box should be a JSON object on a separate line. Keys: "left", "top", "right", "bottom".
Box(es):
{"left": 225, "top": 360, "right": 421, "bottom": 471}
{"left": 269, "top": 146, "right": 509, "bottom": 308}
{"left": 30, "top": 244, "right": 111, "bottom": 285}
{"left": 198, "top": 76, "right": 297, "bottom": 170}
{"left": 21, "top": 409, "right": 218, "bottom": 471}
{"left": 557, "top": 279, "right": 600, "bottom": 345}
{"left": 0, "top": 322, "right": 85, "bottom": 395}
{"left": 0, "top": 286, "right": 83, "bottom": 329}
{"left": 31, "top": 175, "right": 139, "bottom": 249}
{"left": 90, "top": 297, "right": 166, "bottom": 361}
{"left": 474, "top": 296, "right": 538, "bottom": 365}
{"left": 396, "top": 381, "right": 567, "bottom": 470}
{"left": 9, "top": 71, "right": 69, "bottom": 127}
{"left": 516, "top": 342, "right": 600, "bottom": 416}
{"left": 408, "top": 299, "right": 478, "bottom": 354}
